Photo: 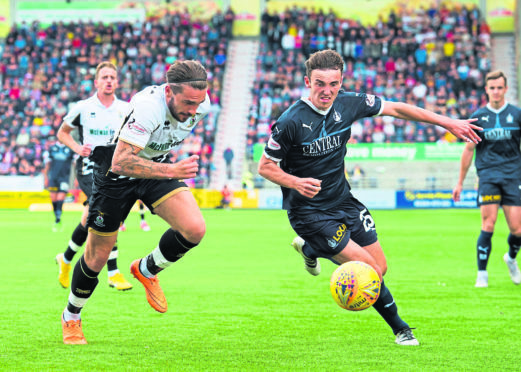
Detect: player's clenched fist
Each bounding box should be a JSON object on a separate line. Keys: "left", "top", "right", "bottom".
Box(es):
{"left": 172, "top": 155, "right": 199, "bottom": 179}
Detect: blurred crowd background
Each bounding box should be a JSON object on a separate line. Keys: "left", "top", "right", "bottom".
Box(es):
{"left": 0, "top": 2, "right": 493, "bottom": 185}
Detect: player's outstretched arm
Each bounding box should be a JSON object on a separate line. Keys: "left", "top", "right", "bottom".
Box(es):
{"left": 111, "top": 140, "right": 199, "bottom": 179}
{"left": 258, "top": 155, "right": 321, "bottom": 198}
{"left": 452, "top": 142, "right": 476, "bottom": 201}
{"left": 382, "top": 101, "right": 482, "bottom": 143}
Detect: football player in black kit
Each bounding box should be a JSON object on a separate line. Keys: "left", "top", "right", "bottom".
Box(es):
{"left": 43, "top": 137, "right": 75, "bottom": 231}
{"left": 453, "top": 70, "right": 521, "bottom": 288}
{"left": 258, "top": 50, "right": 481, "bottom": 345}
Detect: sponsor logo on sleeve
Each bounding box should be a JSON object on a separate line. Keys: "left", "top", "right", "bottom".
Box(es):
{"left": 267, "top": 136, "right": 281, "bottom": 150}
{"left": 365, "top": 94, "right": 375, "bottom": 107}
{"left": 128, "top": 121, "right": 147, "bottom": 135}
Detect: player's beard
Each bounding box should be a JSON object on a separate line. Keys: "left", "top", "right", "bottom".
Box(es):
{"left": 167, "top": 96, "right": 190, "bottom": 123}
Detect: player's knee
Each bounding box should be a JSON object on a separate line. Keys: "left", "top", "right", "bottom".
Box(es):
{"left": 482, "top": 222, "right": 496, "bottom": 232}
{"left": 185, "top": 223, "right": 206, "bottom": 244}
{"left": 176, "top": 221, "right": 206, "bottom": 244}
{"left": 379, "top": 263, "right": 388, "bottom": 277}
{"left": 482, "top": 217, "right": 497, "bottom": 230}
{"left": 84, "top": 236, "right": 116, "bottom": 271}
{"left": 84, "top": 252, "right": 110, "bottom": 272}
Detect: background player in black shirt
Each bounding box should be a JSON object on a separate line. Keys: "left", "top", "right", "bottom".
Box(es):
{"left": 259, "top": 50, "right": 481, "bottom": 346}
{"left": 453, "top": 70, "right": 521, "bottom": 288}
{"left": 43, "top": 137, "right": 75, "bottom": 232}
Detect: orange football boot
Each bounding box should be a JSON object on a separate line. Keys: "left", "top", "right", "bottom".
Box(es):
{"left": 62, "top": 314, "right": 87, "bottom": 345}
{"left": 130, "top": 259, "right": 167, "bottom": 313}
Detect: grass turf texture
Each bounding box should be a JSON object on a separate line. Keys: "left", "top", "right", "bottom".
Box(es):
{"left": 0, "top": 208, "right": 520, "bottom": 371}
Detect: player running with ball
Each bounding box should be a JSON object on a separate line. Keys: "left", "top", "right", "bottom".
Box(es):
{"left": 258, "top": 50, "right": 481, "bottom": 345}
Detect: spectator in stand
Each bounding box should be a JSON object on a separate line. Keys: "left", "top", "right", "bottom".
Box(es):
{"left": 246, "top": 4, "right": 491, "bottom": 153}
{"left": 218, "top": 184, "right": 232, "bottom": 209}
{"left": 1, "top": 8, "right": 233, "bottom": 182}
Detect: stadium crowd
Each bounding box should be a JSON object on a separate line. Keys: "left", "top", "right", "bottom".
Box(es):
{"left": 0, "top": 8, "right": 232, "bottom": 184}
{"left": 0, "top": 4, "right": 494, "bottom": 179}
{"left": 246, "top": 4, "right": 492, "bottom": 159}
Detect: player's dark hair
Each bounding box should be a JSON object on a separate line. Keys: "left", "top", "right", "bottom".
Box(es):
{"left": 485, "top": 70, "right": 507, "bottom": 86}
{"left": 95, "top": 61, "right": 117, "bottom": 79}
{"left": 305, "top": 50, "right": 344, "bottom": 78}
{"left": 167, "top": 60, "right": 208, "bottom": 93}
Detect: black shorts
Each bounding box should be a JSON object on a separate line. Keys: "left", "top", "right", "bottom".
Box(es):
{"left": 48, "top": 177, "right": 70, "bottom": 193}
{"left": 77, "top": 172, "right": 94, "bottom": 198}
{"left": 288, "top": 196, "right": 378, "bottom": 259}
{"left": 478, "top": 178, "right": 521, "bottom": 206}
{"left": 87, "top": 174, "right": 189, "bottom": 234}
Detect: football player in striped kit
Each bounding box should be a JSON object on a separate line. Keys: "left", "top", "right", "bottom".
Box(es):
{"left": 55, "top": 61, "right": 133, "bottom": 292}
{"left": 61, "top": 60, "right": 211, "bottom": 344}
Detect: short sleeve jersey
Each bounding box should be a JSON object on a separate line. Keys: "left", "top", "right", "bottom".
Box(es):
{"left": 471, "top": 102, "right": 521, "bottom": 180}
{"left": 63, "top": 93, "right": 130, "bottom": 175}
{"left": 43, "top": 143, "right": 75, "bottom": 181}
{"left": 117, "top": 84, "right": 211, "bottom": 162}
{"left": 264, "top": 91, "right": 383, "bottom": 213}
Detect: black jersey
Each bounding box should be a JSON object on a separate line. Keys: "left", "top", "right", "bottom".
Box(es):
{"left": 44, "top": 143, "right": 75, "bottom": 181}
{"left": 264, "top": 91, "right": 383, "bottom": 213}
{"left": 471, "top": 103, "right": 521, "bottom": 180}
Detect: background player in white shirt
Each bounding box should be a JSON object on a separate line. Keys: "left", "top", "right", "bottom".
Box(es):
{"left": 61, "top": 60, "right": 211, "bottom": 344}
{"left": 55, "top": 61, "right": 135, "bottom": 291}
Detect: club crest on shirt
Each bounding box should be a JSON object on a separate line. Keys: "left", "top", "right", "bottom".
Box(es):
{"left": 507, "top": 114, "right": 513, "bottom": 123}
{"left": 268, "top": 136, "right": 281, "bottom": 150}
{"left": 365, "top": 94, "right": 375, "bottom": 107}
{"left": 333, "top": 109, "right": 341, "bottom": 122}
{"left": 327, "top": 238, "right": 338, "bottom": 248}
{"left": 187, "top": 115, "right": 199, "bottom": 128}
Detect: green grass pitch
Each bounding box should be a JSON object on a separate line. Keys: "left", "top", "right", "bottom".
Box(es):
{"left": 0, "top": 208, "right": 520, "bottom": 371}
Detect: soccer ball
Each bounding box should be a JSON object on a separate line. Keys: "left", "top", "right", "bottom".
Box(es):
{"left": 330, "top": 261, "right": 381, "bottom": 311}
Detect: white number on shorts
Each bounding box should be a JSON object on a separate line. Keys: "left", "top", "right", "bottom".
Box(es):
{"left": 359, "top": 208, "right": 375, "bottom": 232}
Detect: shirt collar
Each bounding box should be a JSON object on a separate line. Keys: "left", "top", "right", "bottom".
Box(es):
{"left": 300, "top": 97, "right": 332, "bottom": 116}
{"left": 486, "top": 101, "right": 508, "bottom": 114}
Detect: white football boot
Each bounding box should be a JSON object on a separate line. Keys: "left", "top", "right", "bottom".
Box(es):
{"left": 503, "top": 253, "right": 521, "bottom": 285}
{"left": 291, "top": 236, "right": 321, "bottom": 276}
{"left": 395, "top": 328, "right": 419, "bottom": 346}
{"left": 475, "top": 270, "right": 488, "bottom": 288}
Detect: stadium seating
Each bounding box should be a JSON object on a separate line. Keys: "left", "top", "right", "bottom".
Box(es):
{"left": 248, "top": 4, "right": 492, "bottom": 159}
{"left": 0, "top": 10, "right": 232, "bottom": 186}
{"left": 0, "top": 3, "right": 499, "bottom": 192}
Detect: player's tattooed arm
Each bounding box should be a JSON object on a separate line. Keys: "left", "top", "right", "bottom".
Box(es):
{"left": 112, "top": 140, "right": 199, "bottom": 180}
